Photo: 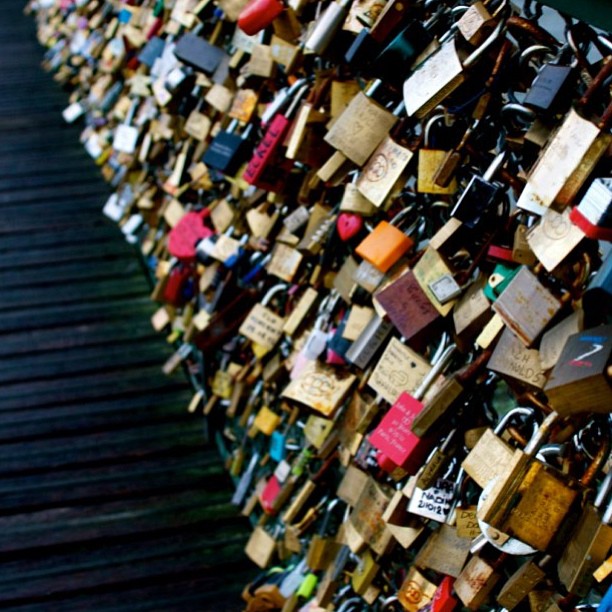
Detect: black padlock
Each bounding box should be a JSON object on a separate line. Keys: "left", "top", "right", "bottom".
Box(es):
{"left": 173, "top": 31, "right": 226, "bottom": 75}
{"left": 450, "top": 151, "right": 506, "bottom": 230}
{"left": 371, "top": 20, "right": 434, "bottom": 87}
{"left": 203, "top": 120, "right": 254, "bottom": 175}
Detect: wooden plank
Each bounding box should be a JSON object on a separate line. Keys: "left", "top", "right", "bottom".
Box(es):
{"left": 0, "top": 2, "right": 250, "bottom": 609}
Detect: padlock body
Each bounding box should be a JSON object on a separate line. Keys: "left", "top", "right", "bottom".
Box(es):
{"left": 203, "top": 131, "right": 250, "bottom": 174}
{"left": 524, "top": 64, "right": 574, "bottom": 112}
{"left": 238, "top": 0, "right": 284, "bottom": 36}
{"left": 450, "top": 176, "right": 500, "bottom": 229}
{"left": 369, "top": 392, "right": 431, "bottom": 474}
{"left": 498, "top": 460, "right": 579, "bottom": 551}
{"left": 355, "top": 221, "right": 413, "bottom": 272}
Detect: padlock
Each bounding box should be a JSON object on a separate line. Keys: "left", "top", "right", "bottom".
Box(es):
{"left": 492, "top": 266, "right": 562, "bottom": 347}
{"left": 112, "top": 97, "right": 140, "bottom": 154}
{"left": 453, "top": 549, "right": 506, "bottom": 610}
{"left": 173, "top": 31, "right": 227, "bottom": 75}
{"left": 306, "top": 498, "right": 344, "bottom": 571}
{"left": 558, "top": 469, "right": 612, "bottom": 596}
{"left": 344, "top": 312, "right": 393, "bottom": 370}
{"left": 456, "top": 1, "right": 495, "bottom": 46}
{"left": 375, "top": 269, "right": 440, "bottom": 343}
{"left": 238, "top": 0, "right": 284, "bottom": 36}
{"left": 397, "top": 566, "right": 438, "bottom": 612}
{"left": 369, "top": 341, "right": 456, "bottom": 474}
{"left": 543, "top": 324, "right": 612, "bottom": 416}
{"left": 478, "top": 411, "right": 599, "bottom": 552}
{"left": 417, "top": 113, "right": 458, "bottom": 195}
{"left": 324, "top": 80, "right": 397, "bottom": 167}
{"left": 239, "top": 283, "right": 289, "bottom": 358}
{"left": 462, "top": 406, "right": 537, "bottom": 490}
{"left": 203, "top": 119, "right": 254, "bottom": 175}
{"left": 355, "top": 209, "right": 419, "bottom": 274}
{"left": 243, "top": 83, "right": 310, "bottom": 191}
{"left": 522, "top": 42, "right": 577, "bottom": 113}
{"left": 449, "top": 151, "right": 507, "bottom": 230}
{"left": 402, "top": 17, "right": 506, "bottom": 118}
{"left": 496, "top": 556, "right": 551, "bottom": 610}
{"left": 245, "top": 524, "right": 282, "bottom": 568}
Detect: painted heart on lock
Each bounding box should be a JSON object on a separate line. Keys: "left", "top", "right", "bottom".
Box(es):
{"left": 336, "top": 212, "right": 364, "bottom": 241}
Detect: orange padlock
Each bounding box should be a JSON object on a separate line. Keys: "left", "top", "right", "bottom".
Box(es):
{"left": 355, "top": 209, "right": 419, "bottom": 273}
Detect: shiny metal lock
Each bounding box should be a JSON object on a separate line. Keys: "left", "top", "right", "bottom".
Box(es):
{"left": 558, "top": 468, "right": 612, "bottom": 596}
{"left": 478, "top": 411, "right": 600, "bottom": 553}
{"left": 417, "top": 113, "right": 458, "bottom": 195}
{"left": 402, "top": 17, "right": 505, "bottom": 118}
{"left": 239, "top": 283, "right": 288, "bottom": 358}
{"left": 344, "top": 312, "right": 393, "bottom": 370}
{"left": 462, "top": 406, "right": 537, "bottom": 490}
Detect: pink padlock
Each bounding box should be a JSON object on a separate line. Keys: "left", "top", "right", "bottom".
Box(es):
{"left": 368, "top": 392, "right": 433, "bottom": 474}
{"left": 167, "top": 209, "right": 214, "bottom": 263}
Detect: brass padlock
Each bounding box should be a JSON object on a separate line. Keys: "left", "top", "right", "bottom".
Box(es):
{"left": 478, "top": 411, "right": 597, "bottom": 552}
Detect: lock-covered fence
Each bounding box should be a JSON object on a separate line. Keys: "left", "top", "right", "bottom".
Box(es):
{"left": 28, "top": 0, "right": 612, "bottom": 608}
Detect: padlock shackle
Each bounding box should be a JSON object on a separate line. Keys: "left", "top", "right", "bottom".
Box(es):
{"left": 413, "top": 343, "right": 457, "bottom": 401}
{"left": 493, "top": 406, "right": 536, "bottom": 436}
{"left": 524, "top": 410, "right": 559, "bottom": 456}
{"left": 464, "top": 18, "right": 506, "bottom": 68}
{"left": 518, "top": 44, "right": 556, "bottom": 71}
{"left": 423, "top": 113, "right": 447, "bottom": 148}
{"left": 284, "top": 84, "right": 310, "bottom": 120}
{"left": 482, "top": 150, "right": 506, "bottom": 182}
{"left": 261, "top": 283, "right": 289, "bottom": 306}
{"left": 261, "top": 77, "right": 308, "bottom": 126}
{"left": 124, "top": 98, "right": 139, "bottom": 126}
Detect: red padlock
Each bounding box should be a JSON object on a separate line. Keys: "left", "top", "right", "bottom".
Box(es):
{"left": 162, "top": 264, "right": 196, "bottom": 307}
{"left": 259, "top": 474, "right": 283, "bottom": 515}
{"left": 368, "top": 392, "right": 434, "bottom": 474}
{"left": 167, "top": 209, "right": 214, "bottom": 263}
{"left": 368, "top": 341, "right": 456, "bottom": 473}
{"left": 432, "top": 576, "right": 459, "bottom": 612}
{"left": 243, "top": 84, "right": 309, "bottom": 192}
{"left": 238, "top": 0, "right": 284, "bottom": 36}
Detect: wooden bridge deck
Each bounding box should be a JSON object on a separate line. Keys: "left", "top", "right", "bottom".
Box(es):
{"left": 0, "top": 2, "right": 251, "bottom": 609}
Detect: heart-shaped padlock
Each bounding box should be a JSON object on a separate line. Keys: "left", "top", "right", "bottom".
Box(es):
{"left": 336, "top": 212, "right": 363, "bottom": 241}
{"left": 167, "top": 209, "right": 214, "bottom": 263}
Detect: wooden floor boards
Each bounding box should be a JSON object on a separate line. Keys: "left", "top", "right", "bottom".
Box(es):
{"left": 0, "top": 2, "right": 251, "bottom": 609}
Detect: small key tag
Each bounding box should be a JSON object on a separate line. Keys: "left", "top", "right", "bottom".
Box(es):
{"left": 428, "top": 273, "right": 462, "bottom": 305}
{"left": 113, "top": 124, "right": 139, "bottom": 154}
{"left": 408, "top": 477, "right": 455, "bottom": 522}
{"left": 62, "top": 101, "right": 85, "bottom": 123}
